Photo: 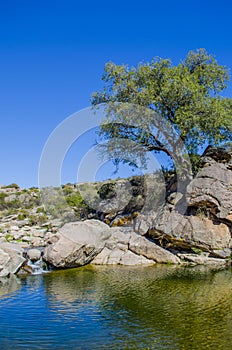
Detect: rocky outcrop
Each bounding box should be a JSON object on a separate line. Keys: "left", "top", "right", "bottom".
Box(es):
{"left": 91, "top": 227, "right": 179, "bottom": 265}
{"left": 177, "top": 253, "right": 229, "bottom": 267}
{"left": 134, "top": 211, "right": 158, "bottom": 235}
{"left": 0, "top": 146, "right": 231, "bottom": 275}
{"left": 146, "top": 146, "right": 232, "bottom": 259}
{"left": 43, "top": 220, "right": 111, "bottom": 268}
{"left": 129, "top": 234, "right": 180, "bottom": 264}
{"left": 0, "top": 241, "right": 25, "bottom": 277}
{"left": 186, "top": 162, "right": 232, "bottom": 222}
{"left": 149, "top": 208, "right": 231, "bottom": 252}
{"left": 42, "top": 223, "right": 180, "bottom": 268}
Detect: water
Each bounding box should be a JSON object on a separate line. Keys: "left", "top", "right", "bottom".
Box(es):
{"left": 0, "top": 265, "right": 232, "bottom": 349}
{"left": 26, "top": 257, "right": 48, "bottom": 275}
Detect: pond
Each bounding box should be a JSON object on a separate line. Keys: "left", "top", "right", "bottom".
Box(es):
{"left": 0, "top": 265, "right": 232, "bottom": 349}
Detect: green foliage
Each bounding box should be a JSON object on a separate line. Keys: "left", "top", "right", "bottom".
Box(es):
{"left": 195, "top": 205, "right": 210, "bottom": 218}
{"left": 188, "top": 153, "right": 202, "bottom": 176}
{"left": 28, "top": 213, "right": 48, "bottom": 225}
{"left": 3, "top": 183, "right": 20, "bottom": 189}
{"left": 191, "top": 247, "right": 203, "bottom": 255}
{"left": 66, "top": 192, "right": 85, "bottom": 208}
{"left": 17, "top": 213, "right": 27, "bottom": 220}
{"left": 62, "top": 185, "right": 74, "bottom": 195}
{"left": 29, "top": 187, "right": 39, "bottom": 191}
{"left": 92, "top": 48, "right": 232, "bottom": 165}
{"left": 5, "top": 234, "right": 13, "bottom": 242}
{"left": 36, "top": 206, "right": 45, "bottom": 213}
{"left": 0, "top": 193, "right": 7, "bottom": 209}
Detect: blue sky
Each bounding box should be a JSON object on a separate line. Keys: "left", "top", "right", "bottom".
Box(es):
{"left": 0, "top": 0, "right": 232, "bottom": 187}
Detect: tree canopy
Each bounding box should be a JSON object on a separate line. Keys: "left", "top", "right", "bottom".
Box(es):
{"left": 92, "top": 49, "right": 232, "bottom": 171}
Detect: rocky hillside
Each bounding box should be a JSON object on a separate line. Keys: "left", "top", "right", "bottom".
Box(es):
{"left": 0, "top": 175, "right": 159, "bottom": 248}
{"left": 0, "top": 146, "right": 231, "bottom": 277}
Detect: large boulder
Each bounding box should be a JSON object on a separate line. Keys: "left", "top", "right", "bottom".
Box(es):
{"left": 0, "top": 242, "right": 26, "bottom": 277}
{"left": 91, "top": 227, "right": 179, "bottom": 265}
{"left": 186, "top": 162, "right": 232, "bottom": 222}
{"left": 43, "top": 219, "right": 111, "bottom": 268}
{"left": 149, "top": 208, "right": 231, "bottom": 256}
{"left": 91, "top": 228, "right": 153, "bottom": 265}
{"left": 129, "top": 234, "right": 180, "bottom": 264}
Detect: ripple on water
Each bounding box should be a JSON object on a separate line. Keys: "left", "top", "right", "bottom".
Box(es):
{"left": 0, "top": 265, "right": 232, "bottom": 349}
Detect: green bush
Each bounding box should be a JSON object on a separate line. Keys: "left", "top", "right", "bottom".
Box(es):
{"left": 3, "top": 183, "right": 20, "bottom": 189}
{"left": 36, "top": 206, "right": 45, "bottom": 213}
{"left": 0, "top": 193, "right": 7, "bottom": 209}
{"left": 17, "top": 213, "right": 27, "bottom": 220}
{"left": 66, "top": 192, "right": 85, "bottom": 208}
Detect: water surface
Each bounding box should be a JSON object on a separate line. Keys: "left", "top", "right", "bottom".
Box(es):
{"left": 0, "top": 265, "right": 232, "bottom": 349}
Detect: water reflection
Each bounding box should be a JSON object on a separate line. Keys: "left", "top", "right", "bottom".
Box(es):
{"left": 0, "top": 265, "right": 232, "bottom": 349}
{"left": 0, "top": 274, "right": 21, "bottom": 298}
{"left": 42, "top": 265, "right": 232, "bottom": 349}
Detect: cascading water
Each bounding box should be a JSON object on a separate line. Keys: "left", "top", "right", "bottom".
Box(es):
{"left": 26, "top": 257, "right": 48, "bottom": 275}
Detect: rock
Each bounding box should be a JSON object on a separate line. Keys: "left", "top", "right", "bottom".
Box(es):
{"left": 22, "top": 236, "right": 32, "bottom": 242}
{"left": 134, "top": 211, "right": 158, "bottom": 235}
{"left": 105, "top": 227, "right": 131, "bottom": 250}
{"left": 129, "top": 234, "right": 180, "bottom": 264}
{"left": 107, "top": 248, "right": 126, "bottom": 264}
{"left": 30, "top": 237, "right": 43, "bottom": 246}
{"left": 27, "top": 248, "right": 41, "bottom": 262}
{"left": 91, "top": 246, "right": 154, "bottom": 265}
{"left": 44, "top": 232, "right": 60, "bottom": 245}
{"left": 4, "top": 194, "right": 17, "bottom": 203}
{"left": 10, "top": 225, "right": 19, "bottom": 231}
{"left": 149, "top": 209, "right": 231, "bottom": 255}
{"left": 211, "top": 248, "right": 231, "bottom": 259}
{"left": 167, "top": 192, "right": 183, "bottom": 206}
{"left": 0, "top": 242, "right": 26, "bottom": 277}
{"left": 92, "top": 227, "right": 178, "bottom": 265}
{"left": 32, "top": 230, "right": 46, "bottom": 237}
{"left": 119, "top": 250, "right": 154, "bottom": 265}
{"left": 43, "top": 220, "right": 111, "bottom": 268}
{"left": 186, "top": 162, "right": 232, "bottom": 221}
{"left": 201, "top": 146, "right": 231, "bottom": 165}
{"left": 0, "top": 274, "right": 21, "bottom": 297}
{"left": 91, "top": 247, "right": 112, "bottom": 265}
{"left": 0, "top": 249, "right": 10, "bottom": 277}
{"left": 177, "top": 253, "right": 228, "bottom": 267}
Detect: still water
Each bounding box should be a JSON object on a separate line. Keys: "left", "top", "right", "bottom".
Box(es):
{"left": 0, "top": 265, "right": 232, "bottom": 349}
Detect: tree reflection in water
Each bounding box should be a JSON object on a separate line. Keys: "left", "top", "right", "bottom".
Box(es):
{"left": 41, "top": 265, "right": 232, "bottom": 349}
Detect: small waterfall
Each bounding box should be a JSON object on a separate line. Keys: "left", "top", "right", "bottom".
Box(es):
{"left": 24, "top": 257, "right": 49, "bottom": 275}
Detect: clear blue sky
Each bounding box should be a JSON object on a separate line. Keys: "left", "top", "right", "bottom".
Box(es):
{"left": 0, "top": 0, "right": 232, "bottom": 187}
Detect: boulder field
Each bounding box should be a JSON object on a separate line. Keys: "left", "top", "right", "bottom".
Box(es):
{"left": 0, "top": 146, "right": 231, "bottom": 277}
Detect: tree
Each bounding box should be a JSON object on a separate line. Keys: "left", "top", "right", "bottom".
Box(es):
{"left": 92, "top": 49, "right": 232, "bottom": 172}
